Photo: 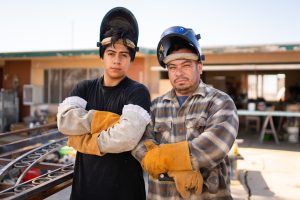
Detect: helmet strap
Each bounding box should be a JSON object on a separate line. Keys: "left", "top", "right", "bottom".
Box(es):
{"left": 163, "top": 53, "right": 198, "bottom": 64}
{"left": 101, "top": 37, "right": 136, "bottom": 49}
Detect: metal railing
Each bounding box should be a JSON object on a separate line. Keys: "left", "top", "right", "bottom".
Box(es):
{"left": 0, "top": 126, "right": 74, "bottom": 200}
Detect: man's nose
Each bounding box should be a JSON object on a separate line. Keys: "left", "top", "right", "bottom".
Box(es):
{"left": 113, "top": 54, "right": 121, "bottom": 63}
{"left": 174, "top": 68, "right": 184, "bottom": 76}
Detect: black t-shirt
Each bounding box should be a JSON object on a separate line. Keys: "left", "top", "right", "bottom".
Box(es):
{"left": 69, "top": 76, "right": 150, "bottom": 200}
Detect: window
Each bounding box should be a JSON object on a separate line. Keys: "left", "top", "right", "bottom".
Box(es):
{"left": 247, "top": 74, "right": 285, "bottom": 101}
{"left": 44, "top": 68, "right": 103, "bottom": 103}
{"left": 62, "top": 69, "right": 87, "bottom": 101}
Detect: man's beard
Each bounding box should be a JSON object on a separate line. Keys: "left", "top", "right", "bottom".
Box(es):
{"left": 174, "top": 84, "right": 194, "bottom": 95}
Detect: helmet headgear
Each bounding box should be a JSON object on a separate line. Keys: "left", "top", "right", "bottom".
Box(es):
{"left": 97, "top": 7, "right": 139, "bottom": 61}
{"left": 157, "top": 26, "right": 205, "bottom": 68}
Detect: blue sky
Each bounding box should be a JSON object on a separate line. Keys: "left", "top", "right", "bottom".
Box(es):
{"left": 1, "top": 0, "right": 299, "bottom": 52}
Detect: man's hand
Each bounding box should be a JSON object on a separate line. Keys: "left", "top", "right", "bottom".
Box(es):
{"left": 141, "top": 141, "right": 165, "bottom": 178}
{"left": 168, "top": 170, "right": 203, "bottom": 199}
{"left": 141, "top": 140, "right": 193, "bottom": 179}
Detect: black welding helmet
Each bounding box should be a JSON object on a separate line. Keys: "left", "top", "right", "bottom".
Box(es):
{"left": 97, "top": 7, "right": 139, "bottom": 61}
{"left": 157, "top": 26, "right": 205, "bottom": 68}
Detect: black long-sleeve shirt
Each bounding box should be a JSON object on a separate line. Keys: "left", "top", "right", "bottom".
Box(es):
{"left": 69, "top": 76, "right": 150, "bottom": 200}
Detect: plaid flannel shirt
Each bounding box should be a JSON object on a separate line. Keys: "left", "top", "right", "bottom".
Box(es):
{"left": 132, "top": 80, "right": 239, "bottom": 200}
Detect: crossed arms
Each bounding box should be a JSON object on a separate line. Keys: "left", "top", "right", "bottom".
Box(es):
{"left": 57, "top": 96, "right": 150, "bottom": 156}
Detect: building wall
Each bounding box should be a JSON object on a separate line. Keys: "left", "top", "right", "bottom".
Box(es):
{"left": 0, "top": 68, "right": 3, "bottom": 89}
{"left": 141, "top": 55, "right": 161, "bottom": 99}
{"left": 204, "top": 51, "right": 300, "bottom": 65}
{"left": 31, "top": 57, "right": 102, "bottom": 86}
{"left": 31, "top": 56, "right": 148, "bottom": 85}
{"left": 29, "top": 55, "right": 151, "bottom": 114}
{"left": 2, "top": 49, "right": 300, "bottom": 120}
{"left": 127, "top": 57, "right": 145, "bottom": 83}
{"left": 285, "top": 70, "right": 300, "bottom": 101}
{"left": 2, "top": 60, "right": 31, "bottom": 119}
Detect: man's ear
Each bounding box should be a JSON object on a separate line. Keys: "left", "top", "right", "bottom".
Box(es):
{"left": 197, "top": 63, "right": 203, "bottom": 75}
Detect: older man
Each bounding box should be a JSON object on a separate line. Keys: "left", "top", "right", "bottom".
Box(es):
{"left": 133, "top": 26, "right": 239, "bottom": 200}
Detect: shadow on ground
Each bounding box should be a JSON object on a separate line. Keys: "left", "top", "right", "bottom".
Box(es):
{"left": 237, "top": 128, "right": 300, "bottom": 152}
{"left": 245, "top": 170, "right": 275, "bottom": 198}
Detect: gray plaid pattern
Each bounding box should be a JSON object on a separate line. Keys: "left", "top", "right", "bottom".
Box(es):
{"left": 133, "top": 81, "right": 238, "bottom": 200}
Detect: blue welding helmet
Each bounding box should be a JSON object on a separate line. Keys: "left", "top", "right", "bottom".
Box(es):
{"left": 157, "top": 26, "right": 205, "bottom": 68}
{"left": 97, "top": 7, "right": 139, "bottom": 61}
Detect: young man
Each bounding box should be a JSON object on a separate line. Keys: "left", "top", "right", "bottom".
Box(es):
{"left": 133, "top": 26, "right": 239, "bottom": 199}
{"left": 57, "top": 7, "right": 150, "bottom": 200}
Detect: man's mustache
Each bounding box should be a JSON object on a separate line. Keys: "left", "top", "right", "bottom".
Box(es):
{"left": 174, "top": 77, "right": 189, "bottom": 83}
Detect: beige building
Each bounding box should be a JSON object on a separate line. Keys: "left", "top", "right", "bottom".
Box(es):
{"left": 1, "top": 44, "right": 300, "bottom": 121}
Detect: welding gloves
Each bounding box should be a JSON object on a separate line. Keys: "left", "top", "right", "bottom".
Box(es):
{"left": 141, "top": 140, "right": 193, "bottom": 178}
{"left": 57, "top": 96, "right": 151, "bottom": 156}
{"left": 168, "top": 170, "right": 203, "bottom": 199}
{"left": 141, "top": 140, "right": 203, "bottom": 198}
{"left": 67, "top": 111, "right": 120, "bottom": 155}
{"left": 96, "top": 104, "right": 150, "bottom": 154}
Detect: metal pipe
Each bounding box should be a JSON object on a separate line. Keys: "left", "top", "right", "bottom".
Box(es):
{"left": 0, "top": 122, "right": 57, "bottom": 138}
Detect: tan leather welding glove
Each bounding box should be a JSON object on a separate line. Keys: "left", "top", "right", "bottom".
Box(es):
{"left": 90, "top": 111, "right": 120, "bottom": 134}
{"left": 67, "top": 111, "right": 120, "bottom": 156}
{"left": 141, "top": 140, "right": 192, "bottom": 179}
{"left": 168, "top": 171, "right": 203, "bottom": 199}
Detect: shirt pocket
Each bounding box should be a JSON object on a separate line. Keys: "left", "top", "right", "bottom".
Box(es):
{"left": 185, "top": 115, "right": 206, "bottom": 139}
{"left": 153, "top": 121, "right": 172, "bottom": 143}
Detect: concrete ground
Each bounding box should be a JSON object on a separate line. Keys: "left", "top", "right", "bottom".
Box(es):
{"left": 47, "top": 131, "right": 300, "bottom": 200}
{"left": 237, "top": 146, "right": 300, "bottom": 200}
{"left": 234, "top": 129, "right": 300, "bottom": 200}
{"left": 231, "top": 179, "right": 249, "bottom": 200}
{"left": 47, "top": 176, "right": 250, "bottom": 200}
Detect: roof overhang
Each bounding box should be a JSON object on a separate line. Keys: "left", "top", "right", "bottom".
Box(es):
{"left": 151, "top": 64, "right": 300, "bottom": 71}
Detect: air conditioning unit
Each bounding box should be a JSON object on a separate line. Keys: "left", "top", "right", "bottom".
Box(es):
{"left": 23, "top": 84, "right": 43, "bottom": 105}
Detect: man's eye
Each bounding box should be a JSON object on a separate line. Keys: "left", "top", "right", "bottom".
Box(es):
{"left": 182, "top": 64, "right": 191, "bottom": 69}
